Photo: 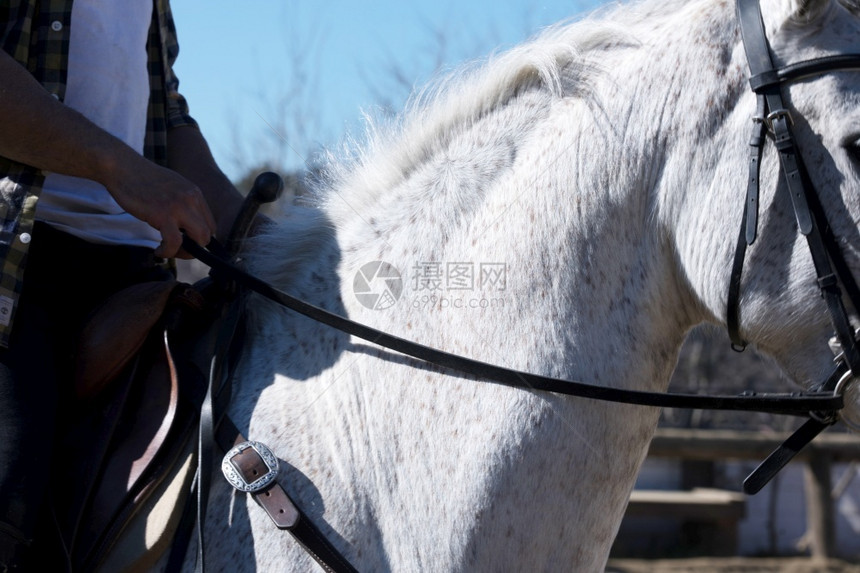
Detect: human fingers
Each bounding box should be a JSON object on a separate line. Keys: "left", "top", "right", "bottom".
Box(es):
{"left": 178, "top": 190, "right": 216, "bottom": 248}
{"left": 102, "top": 159, "right": 218, "bottom": 253}
{"left": 154, "top": 224, "right": 184, "bottom": 259}
{"left": 151, "top": 195, "right": 213, "bottom": 258}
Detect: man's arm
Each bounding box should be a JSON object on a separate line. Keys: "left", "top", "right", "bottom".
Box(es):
{"left": 165, "top": 125, "right": 244, "bottom": 243}
{"left": 0, "top": 50, "right": 216, "bottom": 257}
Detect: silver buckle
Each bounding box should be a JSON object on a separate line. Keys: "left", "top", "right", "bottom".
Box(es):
{"left": 835, "top": 371, "right": 860, "bottom": 433}
{"left": 221, "top": 441, "right": 280, "bottom": 493}
{"left": 765, "top": 108, "right": 794, "bottom": 132}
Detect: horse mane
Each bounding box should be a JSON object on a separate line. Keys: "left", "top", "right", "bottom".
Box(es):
{"left": 249, "top": 0, "right": 722, "bottom": 290}
{"left": 314, "top": 0, "right": 698, "bottom": 225}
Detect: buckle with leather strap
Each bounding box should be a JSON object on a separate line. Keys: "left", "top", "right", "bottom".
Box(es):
{"left": 765, "top": 108, "right": 793, "bottom": 133}
{"left": 221, "top": 441, "right": 280, "bottom": 493}
{"left": 220, "top": 440, "right": 302, "bottom": 530}
{"left": 218, "top": 428, "right": 356, "bottom": 571}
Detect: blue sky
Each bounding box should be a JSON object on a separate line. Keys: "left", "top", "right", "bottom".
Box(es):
{"left": 171, "top": 1, "right": 607, "bottom": 183}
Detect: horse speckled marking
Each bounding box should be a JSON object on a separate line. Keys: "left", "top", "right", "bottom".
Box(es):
{"left": 180, "top": 1, "right": 860, "bottom": 571}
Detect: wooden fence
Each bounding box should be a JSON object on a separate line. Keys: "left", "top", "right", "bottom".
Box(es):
{"left": 622, "top": 428, "right": 860, "bottom": 558}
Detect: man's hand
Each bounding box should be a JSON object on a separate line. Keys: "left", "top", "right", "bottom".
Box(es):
{"left": 103, "top": 159, "right": 217, "bottom": 258}
{"left": 0, "top": 51, "right": 219, "bottom": 258}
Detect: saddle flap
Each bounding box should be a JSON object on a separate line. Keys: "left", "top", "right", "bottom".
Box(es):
{"left": 57, "top": 326, "right": 197, "bottom": 571}
{"left": 75, "top": 280, "right": 180, "bottom": 400}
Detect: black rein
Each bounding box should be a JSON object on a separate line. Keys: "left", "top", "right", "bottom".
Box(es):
{"left": 182, "top": 236, "right": 843, "bottom": 418}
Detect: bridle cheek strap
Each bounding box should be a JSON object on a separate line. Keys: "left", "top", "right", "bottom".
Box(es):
{"left": 728, "top": 0, "right": 860, "bottom": 364}
{"left": 729, "top": 0, "right": 860, "bottom": 492}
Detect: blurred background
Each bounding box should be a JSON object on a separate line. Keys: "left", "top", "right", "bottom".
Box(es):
{"left": 171, "top": 2, "right": 860, "bottom": 567}
{"left": 171, "top": 0, "right": 603, "bottom": 188}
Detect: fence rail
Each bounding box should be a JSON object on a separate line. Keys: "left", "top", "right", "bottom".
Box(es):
{"left": 639, "top": 428, "right": 860, "bottom": 558}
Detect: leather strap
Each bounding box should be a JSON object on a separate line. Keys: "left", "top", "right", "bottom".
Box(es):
{"left": 727, "top": 95, "right": 767, "bottom": 350}
{"left": 183, "top": 236, "right": 842, "bottom": 416}
{"left": 726, "top": 207, "right": 750, "bottom": 350}
{"left": 744, "top": 96, "right": 767, "bottom": 246}
{"left": 193, "top": 306, "right": 235, "bottom": 573}
{"left": 215, "top": 418, "right": 358, "bottom": 573}
{"left": 729, "top": 0, "right": 860, "bottom": 368}
{"left": 183, "top": 231, "right": 844, "bottom": 502}
{"left": 743, "top": 359, "right": 849, "bottom": 494}
{"left": 173, "top": 268, "right": 358, "bottom": 573}
{"left": 752, "top": 54, "right": 860, "bottom": 90}
{"left": 728, "top": 0, "right": 860, "bottom": 492}
{"left": 744, "top": 416, "right": 833, "bottom": 494}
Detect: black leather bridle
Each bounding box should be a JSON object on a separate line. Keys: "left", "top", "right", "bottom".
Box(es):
{"left": 728, "top": 0, "right": 860, "bottom": 492}
{"left": 180, "top": 1, "right": 860, "bottom": 570}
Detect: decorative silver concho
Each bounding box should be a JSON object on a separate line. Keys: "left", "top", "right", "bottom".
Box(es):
{"left": 221, "top": 441, "right": 280, "bottom": 493}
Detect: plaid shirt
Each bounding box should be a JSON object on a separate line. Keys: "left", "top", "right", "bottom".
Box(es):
{"left": 0, "top": 0, "right": 198, "bottom": 347}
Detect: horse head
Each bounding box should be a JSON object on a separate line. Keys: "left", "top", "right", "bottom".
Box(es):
{"left": 676, "top": 0, "right": 860, "bottom": 392}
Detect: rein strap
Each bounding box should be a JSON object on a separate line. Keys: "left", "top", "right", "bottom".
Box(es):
{"left": 182, "top": 237, "right": 842, "bottom": 417}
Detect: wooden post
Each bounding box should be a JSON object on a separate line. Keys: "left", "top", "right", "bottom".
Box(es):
{"left": 629, "top": 429, "right": 860, "bottom": 558}
{"left": 803, "top": 452, "right": 835, "bottom": 559}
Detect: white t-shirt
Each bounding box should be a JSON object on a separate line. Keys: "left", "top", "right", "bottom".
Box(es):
{"left": 36, "top": 0, "right": 161, "bottom": 248}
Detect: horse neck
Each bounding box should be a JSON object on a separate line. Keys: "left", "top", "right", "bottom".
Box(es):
{"left": 316, "top": 176, "right": 689, "bottom": 570}
{"left": 233, "top": 3, "right": 755, "bottom": 569}
{"left": 330, "top": 110, "right": 687, "bottom": 396}
{"left": 592, "top": 0, "right": 751, "bottom": 328}
{"left": 243, "top": 2, "right": 751, "bottom": 429}
{"left": 307, "top": 1, "right": 755, "bottom": 399}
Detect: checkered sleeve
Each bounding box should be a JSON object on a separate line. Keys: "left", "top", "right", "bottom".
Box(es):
{"left": 145, "top": 0, "right": 198, "bottom": 166}
{"left": 0, "top": 0, "right": 71, "bottom": 346}
{"left": 161, "top": 0, "right": 197, "bottom": 130}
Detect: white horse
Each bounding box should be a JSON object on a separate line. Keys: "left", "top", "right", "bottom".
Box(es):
{"left": 196, "top": 0, "right": 860, "bottom": 570}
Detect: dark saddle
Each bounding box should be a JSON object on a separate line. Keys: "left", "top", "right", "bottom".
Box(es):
{"left": 49, "top": 276, "right": 235, "bottom": 572}
{"left": 43, "top": 173, "right": 281, "bottom": 571}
